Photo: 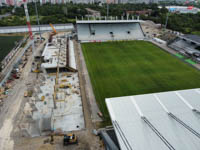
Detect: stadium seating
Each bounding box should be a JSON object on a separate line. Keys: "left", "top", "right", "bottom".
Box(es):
{"left": 77, "top": 22, "right": 144, "bottom": 41}
{"left": 169, "top": 39, "right": 198, "bottom": 52}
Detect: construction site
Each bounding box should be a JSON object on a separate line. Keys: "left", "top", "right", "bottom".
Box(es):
{"left": 0, "top": 0, "right": 108, "bottom": 149}
{"left": 0, "top": 28, "right": 104, "bottom": 150}
{"left": 0, "top": 2, "right": 104, "bottom": 149}
{"left": 0, "top": 20, "right": 171, "bottom": 150}
{"left": 2, "top": 1, "right": 200, "bottom": 149}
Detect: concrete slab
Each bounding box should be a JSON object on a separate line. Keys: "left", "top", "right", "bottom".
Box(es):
{"left": 30, "top": 72, "right": 85, "bottom": 135}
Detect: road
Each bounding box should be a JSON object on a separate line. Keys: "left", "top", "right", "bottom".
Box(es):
{"left": 0, "top": 79, "right": 26, "bottom": 150}
{"left": 0, "top": 36, "right": 47, "bottom": 150}
{"left": 0, "top": 38, "right": 32, "bottom": 86}
{"left": 0, "top": 13, "right": 11, "bottom": 20}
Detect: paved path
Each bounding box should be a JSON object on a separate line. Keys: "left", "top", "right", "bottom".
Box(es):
{"left": 74, "top": 41, "right": 102, "bottom": 123}
{"left": 0, "top": 80, "right": 26, "bottom": 150}
{"left": 0, "top": 57, "right": 32, "bottom": 150}
{"left": 0, "top": 38, "right": 46, "bottom": 150}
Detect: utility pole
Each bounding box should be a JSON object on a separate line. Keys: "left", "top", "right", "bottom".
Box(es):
{"left": 107, "top": 0, "right": 109, "bottom": 17}
{"left": 165, "top": 13, "right": 169, "bottom": 29}
{"left": 34, "top": 0, "right": 42, "bottom": 41}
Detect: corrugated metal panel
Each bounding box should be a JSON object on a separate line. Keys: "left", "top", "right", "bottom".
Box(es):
{"left": 0, "top": 24, "right": 73, "bottom": 33}
{"left": 106, "top": 88, "right": 200, "bottom": 150}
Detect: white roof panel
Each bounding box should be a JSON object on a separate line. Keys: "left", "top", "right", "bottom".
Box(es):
{"left": 106, "top": 88, "right": 200, "bottom": 150}
{"left": 76, "top": 20, "right": 144, "bottom": 24}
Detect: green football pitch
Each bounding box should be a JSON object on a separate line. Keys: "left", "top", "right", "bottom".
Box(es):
{"left": 0, "top": 36, "right": 23, "bottom": 62}
{"left": 82, "top": 41, "right": 200, "bottom": 120}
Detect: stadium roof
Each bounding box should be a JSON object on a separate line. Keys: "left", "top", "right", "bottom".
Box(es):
{"left": 181, "top": 34, "right": 200, "bottom": 45}
{"left": 0, "top": 24, "right": 73, "bottom": 29}
{"left": 106, "top": 88, "right": 200, "bottom": 150}
{"left": 76, "top": 20, "right": 144, "bottom": 24}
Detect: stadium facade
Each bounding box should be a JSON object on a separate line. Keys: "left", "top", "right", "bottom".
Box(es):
{"left": 169, "top": 34, "right": 200, "bottom": 63}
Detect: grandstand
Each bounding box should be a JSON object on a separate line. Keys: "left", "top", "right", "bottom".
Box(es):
{"left": 76, "top": 20, "right": 145, "bottom": 42}
{"left": 168, "top": 34, "right": 200, "bottom": 62}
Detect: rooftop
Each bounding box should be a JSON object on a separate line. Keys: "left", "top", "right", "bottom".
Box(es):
{"left": 76, "top": 20, "right": 143, "bottom": 24}
{"left": 181, "top": 34, "right": 200, "bottom": 45}
{"left": 106, "top": 88, "right": 200, "bottom": 150}
{"left": 0, "top": 24, "right": 73, "bottom": 30}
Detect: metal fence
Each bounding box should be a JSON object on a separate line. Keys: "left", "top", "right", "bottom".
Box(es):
{"left": 0, "top": 40, "right": 33, "bottom": 87}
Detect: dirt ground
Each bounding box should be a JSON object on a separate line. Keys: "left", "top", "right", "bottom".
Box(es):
{"left": 14, "top": 130, "right": 103, "bottom": 150}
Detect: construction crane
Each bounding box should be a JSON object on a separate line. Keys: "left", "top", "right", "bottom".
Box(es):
{"left": 49, "top": 23, "right": 57, "bottom": 42}
{"left": 23, "top": 0, "right": 35, "bottom": 51}
{"left": 50, "top": 23, "right": 57, "bottom": 34}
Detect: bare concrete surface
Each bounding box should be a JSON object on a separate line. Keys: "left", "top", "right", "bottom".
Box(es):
{"left": 74, "top": 41, "right": 102, "bottom": 122}
{"left": 12, "top": 38, "right": 103, "bottom": 149}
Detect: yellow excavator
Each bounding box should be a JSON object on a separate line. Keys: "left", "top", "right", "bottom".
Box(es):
{"left": 33, "top": 63, "right": 41, "bottom": 73}
{"left": 49, "top": 133, "right": 78, "bottom": 146}
{"left": 63, "top": 133, "right": 78, "bottom": 146}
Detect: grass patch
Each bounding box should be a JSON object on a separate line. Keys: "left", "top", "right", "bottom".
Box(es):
{"left": 175, "top": 53, "right": 184, "bottom": 59}
{"left": 185, "top": 59, "right": 196, "bottom": 65}
{"left": 191, "top": 31, "right": 200, "bottom": 36}
{"left": 0, "top": 36, "right": 23, "bottom": 62}
{"left": 82, "top": 41, "right": 200, "bottom": 121}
